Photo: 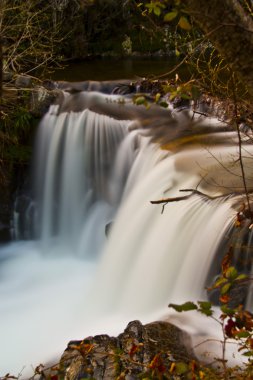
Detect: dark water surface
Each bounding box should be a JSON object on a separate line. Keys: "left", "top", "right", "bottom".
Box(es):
{"left": 50, "top": 57, "right": 187, "bottom": 82}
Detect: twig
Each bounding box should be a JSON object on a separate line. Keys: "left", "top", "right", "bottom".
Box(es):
{"left": 150, "top": 188, "right": 226, "bottom": 206}
{"left": 231, "top": 74, "right": 253, "bottom": 220}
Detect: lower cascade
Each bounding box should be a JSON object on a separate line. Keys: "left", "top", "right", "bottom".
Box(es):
{"left": 1, "top": 89, "right": 253, "bottom": 376}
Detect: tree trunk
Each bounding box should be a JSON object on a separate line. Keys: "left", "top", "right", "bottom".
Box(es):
{"left": 0, "top": 1, "right": 3, "bottom": 99}
{"left": 0, "top": 37, "right": 2, "bottom": 99}
{"left": 185, "top": 0, "right": 253, "bottom": 98}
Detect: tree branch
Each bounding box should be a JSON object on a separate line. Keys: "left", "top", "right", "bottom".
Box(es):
{"left": 151, "top": 189, "right": 225, "bottom": 205}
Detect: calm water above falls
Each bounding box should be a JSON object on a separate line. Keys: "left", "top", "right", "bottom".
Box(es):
{"left": 50, "top": 57, "right": 182, "bottom": 82}
{"left": 0, "top": 89, "right": 252, "bottom": 376}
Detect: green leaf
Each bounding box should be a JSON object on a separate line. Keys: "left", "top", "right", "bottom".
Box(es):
{"left": 235, "top": 330, "right": 250, "bottom": 338}
{"left": 164, "top": 10, "right": 178, "bottom": 22}
{"left": 213, "top": 276, "right": 227, "bottom": 288}
{"left": 158, "top": 2, "right": 166, "bottom": 9}
{"left": 236, "top": 273, "right": 248, "bottom": 281}
{"left": 198, "top": 301, "right": 213, "bottom": 316}
{"left": 175, "top": 362, "right": 188, "bottom": 374}
{"left": 162, "top": 84, "right": 175, "bottom": 93}
{"left": 225, "top": 266, "right": 238, "bottom": 281}
{"left": 180, "top": 93, "right": 192, "bottom": 100}
{"left": 169, "top": 301, "right": 198, "bottom": 312}
{"left": 135, "top": 96, "right": 146, "bottom": 105}
{"left": 159, "top": 101, "right": 169, "bottom": 108}
{"left": 145, "top": 3, "right": 153, "bottom": 9}
{"left": 221, "top": 282, "right": 231, "bottom": 295}
{"left": 200, "top": 309, "right": 213, "bottom": 317}
{"left": 169, "top": 93, "right": 176, "bottom": 100}
{"left": 221, "top": 305, "right": 235, "bottom": 316}
{"left": 154, "top": 6, "right": 161, "bottom": 16}
{"left": 198, "top": 301, "right": 212, "bottom": 309}
{"left": 175, "top": 48, "right": 181, "bottom": 57}
{"left": 178, "top": 16, "right": 191, "bottom": 31}
{"left": 242, "top": 350, "right": 253, "bottom": 357}
{"left": 155, "top": 93, "right": 161, "bottom": 103}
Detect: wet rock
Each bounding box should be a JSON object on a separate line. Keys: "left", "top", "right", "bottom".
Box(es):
{"left": 56, "top": 79, "right": 131, "bottom": 95}
{"left": 59, "top": 320, "right": 195, "bottom": 379}
{"left": 30, "top": 86, "right": 59, "bottom": 117}
{"left": 60, "top": 349, "right": 86, "bottom": 380}
{"left": 105, "top": 221, "right": 113, "bottom": 237}
{"left": 60, "top": 335, "right": 119, "bottom": 380}
{"left": 42, "top": 79, "right": 58, "bottom": 90}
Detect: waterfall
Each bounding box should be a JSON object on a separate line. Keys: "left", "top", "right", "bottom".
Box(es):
{"left": 0, "top": 90, "right": 252, "bottom": 376}
{"left": 33, "top": 106, "right": 129, "bottom": 252}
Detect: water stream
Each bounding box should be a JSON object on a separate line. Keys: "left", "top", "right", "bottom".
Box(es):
{"left": 0, "top": 88, "right": 252, "bottom": 376}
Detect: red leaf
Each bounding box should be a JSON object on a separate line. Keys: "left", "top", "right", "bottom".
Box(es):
{"left": 225, "top": 318, "right": 237, "bottom": 338}
{"left": 149, "top": 354, "right": 166, "bottom": 373}
{"left": 129, "top": 343, "right": 139, "bottom": 358}
{"left": 219, "top": 294, "right": 230, "bottom": 304}
{"left": 221, "top": 248, "right": 233, "bottom": 276}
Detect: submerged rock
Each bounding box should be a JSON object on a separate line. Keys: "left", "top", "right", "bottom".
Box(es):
{"left": 58, "top": 320, "right": 195, "bottom": 379}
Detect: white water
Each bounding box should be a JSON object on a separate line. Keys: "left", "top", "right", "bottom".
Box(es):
{"left": 0, "top": 94, "right": 251, "bottom": 377}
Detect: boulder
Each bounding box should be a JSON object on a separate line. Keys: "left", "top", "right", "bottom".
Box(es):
{"left": 58, "top": 320, "right": 195, "bottom": 379}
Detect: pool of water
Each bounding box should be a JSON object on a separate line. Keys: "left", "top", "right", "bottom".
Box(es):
{"left": 50, "top": 57, "right": 188, "bottom": 82}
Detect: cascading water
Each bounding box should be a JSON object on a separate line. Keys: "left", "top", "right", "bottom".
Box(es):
{"left": 0, "top": 89, "right": 252, "bottom": 376}
{"left": 33, "top": 105, "right": 129, "bottom": 252}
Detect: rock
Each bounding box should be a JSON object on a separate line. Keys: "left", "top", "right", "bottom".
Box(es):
{"left": 30, "top": 86, "right": 59, "bottom": 117}
{"left": 42, "top": 79, "right": 58, "bottom": 90}
{"left": 15, "top": 74, "right": 33, "bottom": 88}
{"left": 60, "top": 335, "right": 119, "bottom": 380}
{"left": 105, "top": 221, "right": 113, "bottom": 237}
{"left": 60, "top": 349, "right": 86, "bottom": 380}
{"left": 58, "top": 320, "right": 195, "bottom": 379}
{"left": 3, "top": 71, "right": 13, "bottom": 82}
{"left": 153, "top": 49, "right": 165, "bottom": 57}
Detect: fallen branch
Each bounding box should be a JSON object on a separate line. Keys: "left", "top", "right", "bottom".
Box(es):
{"left": 150, "top": 188, "right": 226, "bottom": 214}
{"left": 150, "top": 188, "right": 224, "bottom": 205}
{"left": 150, "top": 194, "right": 191, "bottom": 204}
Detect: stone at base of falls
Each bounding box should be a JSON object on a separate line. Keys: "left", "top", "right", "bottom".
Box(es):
{"left": 58, "top": 320, "right": 195, "bottom": 380}
{"left": 105, "top": 222, "right": 113, "bottom": 237}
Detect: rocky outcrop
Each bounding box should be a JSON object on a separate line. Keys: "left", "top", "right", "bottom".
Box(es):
{"left": 58, "top": 320, "right": 195, "bottom": 380}
{"left": 3, "top": 73, "right": 60, "bottom": 117}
